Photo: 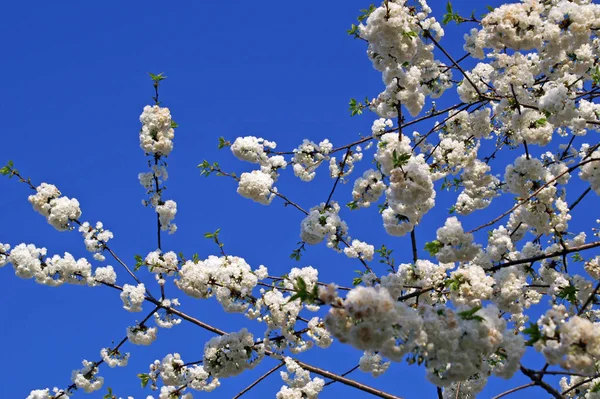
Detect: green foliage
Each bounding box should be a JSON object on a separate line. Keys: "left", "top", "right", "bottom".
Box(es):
{"left": 134, "top": 255, "right": 144, "bottom": 271}
{"left": 592, "top": 66, "right": 600, "bottom": 86}
{"left": 348, "top": 97, "right": 370, "bottom": 116}
{"left": 148, "top": 72, "right": 167, "bottom": 83}
{"left": 442, "top": 2, "right": 476, "bottom": 25}
{"left": 218, "top": 137, "right": 231, "bottom": 150}
{"left": 457, "top": 305, "right": 484, "bottom": 322}
{"left": 424, "top": 240, "right": 443, "bottom": 256}
{"left": 442, "top": 2, "right": 461, "bottom": 25}
{"left": 290, "top": 242, "right": 306, "bottom": 261}
{"left": 441, "top": 176, "right": 462, "bottom": 191}
{"left": 448, "top": 205, "right": 456, "bottom": 214}
{"left": 288, "top": 277, "right": 320, "bottom": 304}
{"left": 204, "top": 228, "right": 221, "bottom": 240}
{"left": 346, "top": 201, "right": 359, "bottom": 210}
{"left": 402, "top": 31, "right": 418, "bottom": 39}
{"left": 170, "top": 120, "right": 179, "bottom": 128}
{"left": 137, "top": 373, "right": 150, "bottom": 388}
{"left": 103, "top": 387, "right": 115, "bottom": 399}
{"left": 444, "top": 275, "right": 465, "bottom": 291}
{"left": 572, "top": 252, "right": 584, "bottom": 263}
{"left": 557, "top": 284, "right": 578, "bottom": 305}
{"left": 531, "top": 118, "right": 547, "bottom": 128}
{"left": 198, "top": 160, "right": 220, "bottom": 177}
{"left": 348, "top": 5, "right": 376, "bottom": 38}
{"left": 0, "top": 160, "right": 15, "bottom": 178}
{"left": 523, "top": 323, "right": 542, "bottom": 346}
{"left": 392, "top": 150, "right": 411, "bottom": 168}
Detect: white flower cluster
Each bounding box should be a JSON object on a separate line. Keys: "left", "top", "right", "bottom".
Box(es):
{"left": 0, "top": 242, "right": 10, "bottom": 267}
{"left": 79, "top": 221, "right": 113, "bottom": 262}
{"left": 100, "top": 347, "right": 130, "bottom": 368}
{"left": 139, "top": 165, "right": 168, "bottom": 207}
{"left": 237, "top": 170, "right": 276, "bottom": 205}
{"left": 579, "top": 149, "right": 600, "bottom": 195}
{"left": 307, "top": 317, "right": 333, "bottom": 349}
{"left": 144, "top": 250, "right": 179, "bottom": 275}
{"left": 120, "top": 283, "right": 146, "bottom": 312}
{"left": 176, "top": 255, "right": 267, "bottom": 313}
{"left": 29, "top": 183, "right": 81, "bottom": 231}
{"left": 71, "top": 360, "right": 103, "bottom": 393}
{"left": 292, "top": 139, "right": 332, "bottom": 181}
{"left": 435, "top": 217, "right": 480, "bottom": 263}
{"left": 140, "top": 105, "right": 175, "bottom": 156}
{"left": 343, "top": 239, "right": 375, "bottom": 261}
{"left": 360, "top": 1, "right": 450, "bottom": 117}
{"left": 380, "top": 260, "right": 452, "bottom": 304}
{"left": 535, "top": 305, "right": 600, "bottom": 375}
{"left": 359, "top": 351, "right": 390, "bottom": 377}
{"left": 147, "top": 353, "right": 219, "bottom": 393}
{"left": 229, "top": 136, "right": 288, "bottom": 204}
{"left": 248, "top": 267, "right": 324, "bottom": 353}
{"left": 420, "top": 304, "right": 524, "bottom": 386}
{"left": 154, "top": 298, "right": 182, "bottom": 329}
{"left": 26, "top": 388, "right": 69, "bottom": 399}
{"left": 454, "top": 160, "right": 500, "bottom": 215}
{"left": 504, "top": 155, "right": 572, "bottom": 236}
{"left": 231, "top": 136, "right": 276, "bottom": 164}
{"left": 351, "top": 169, "right": 386, "bottom": 208}
{"left": 329, "top": 149, "right": 363, "bottom": 180}
{"left": 447, "top": 264, "right": 495, "bottom": 307}
{"left": 127, "top": 324, "right": 158, "bottom": 346}
{"left": 300, "top": 202, "right": 347, "bottom": 249}
{"left": 276, "top": 357, "right": 325, "bottom": 399}
{"left": 325, "top": 286, "right": 425, "bottom": 359}
{"left": 324, "top": 286, "right": 523, "bottom": 385}
{"left": 203, "top": 329, "right": 264, "bottom": 378}
{"left": 6, "top": 243, "right": 114, "bottom": 287}
{"left": 156, "top": 199, "right": 177, "bottom": 234}
{"left": 375, "top": 133, "right": 436, "bottom": 236}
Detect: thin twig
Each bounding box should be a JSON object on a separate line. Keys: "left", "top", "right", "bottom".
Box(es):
{"left": 231, "top": 361, "right": 285, "bottom": 399}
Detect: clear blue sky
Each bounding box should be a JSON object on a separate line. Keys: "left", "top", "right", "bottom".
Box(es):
{"left": 1, "top": 1, "right": 595, "bottom": 398}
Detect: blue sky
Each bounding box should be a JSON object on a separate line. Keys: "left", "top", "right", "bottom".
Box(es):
{"left": 1, "top": 1, "right": 597, "bottom": 398}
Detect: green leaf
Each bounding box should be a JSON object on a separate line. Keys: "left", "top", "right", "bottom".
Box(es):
{"left": 134, "top": 255, "right": 144, "bottom": 271}
{"left": 392, "top": 150, "right": 411, "bottom": 168}
{"left": 532, "top": 118, "right": 547, "bottom": 128}
{"left": 348, "top": 98, "right": 364, "bottom": 116}
{"left": 204, "top": 228, "right": 221, "bottom": 239}
{"left": 346, "top": 201, "right": 359, "bottom": 210}
{"left": 402, "top": 31, "right": 418, "bottom": 39}
{"left": 571, "top": 253, "right": 583, "bottom": 263}
{"left": 457, "top": 305, "right": 484, "bottom": 322}
{"left": 557, "top": 284, "right": 578, "bottom": 304}
{"left": 424, "top": 240, "right": 443, "bottom": 256}
{"left": 523, "top": 323, "right": 542, "bottom": 346}
{"left": 137, "top": 373, "right": 150, "bottom": 388}
{"left": 170, "top": 120, "right": 179, "bottom": 128}
{"left": 148, "top": 72, "right": 167, "bottom": 82}
{"left": 218, "top": 137, "right": 231, "bottom": 150}
{"left": 103, "top": 387, "right": 114, "bottom": 399}
{"left": 352, "top": 277, "right": 363, "bottom": 286}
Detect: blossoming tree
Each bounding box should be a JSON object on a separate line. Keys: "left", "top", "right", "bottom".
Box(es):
{"left": 3, "top": 0, "right": 600, "bottom": 398}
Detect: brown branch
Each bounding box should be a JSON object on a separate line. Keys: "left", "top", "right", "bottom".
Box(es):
{"left": 294, "top": 359, "right": 403, "bottom": 399}
{"left": 468, "top": 158, "right": 600, "bottom": 234}
{"left": 487, "top": 241, "right": 600, "bottom": 272}
{"left": 520, "top": 366, "right": 565, "bottom": 399}
{"left": 232, "top": 361, "right": 285, "bottom": 399}
{"left": 491, "top": 382, "right": 535, "bottom": 399}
